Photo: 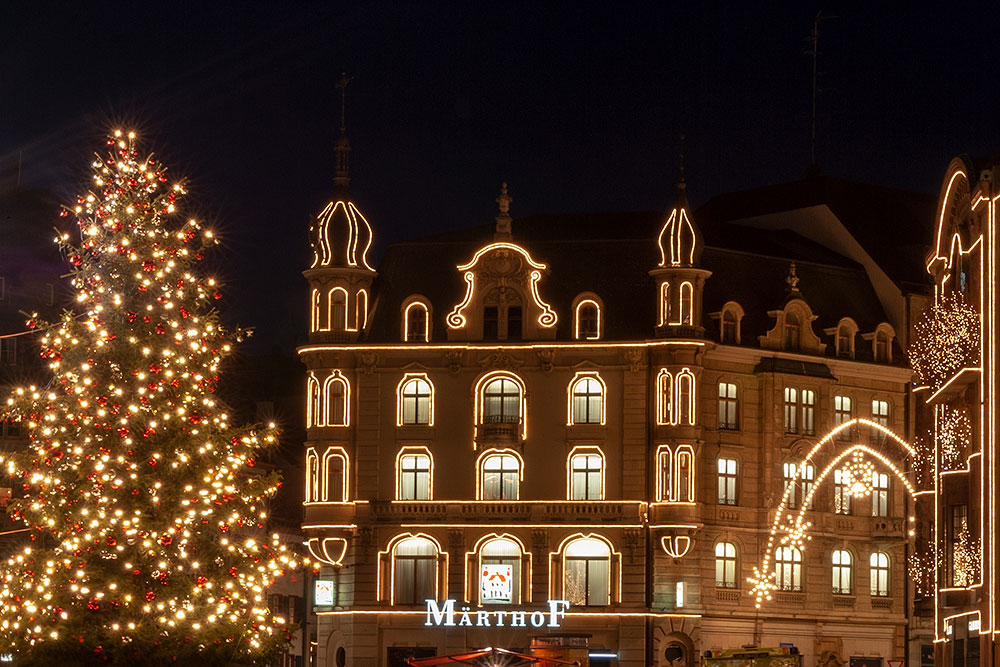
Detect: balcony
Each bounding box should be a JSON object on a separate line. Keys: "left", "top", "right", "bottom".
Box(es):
{"left": 871, "top": 597, "right": 894, "bottom": 611}
{"left": 476, "top": 415, "right": 522, "bottom": 448}
{"left": 832, "top": 595, "right": 856, "bottom": 610}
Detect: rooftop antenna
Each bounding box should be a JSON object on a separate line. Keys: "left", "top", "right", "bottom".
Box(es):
{"left": 807, "top": 11, "right": 836, "bottom": 170}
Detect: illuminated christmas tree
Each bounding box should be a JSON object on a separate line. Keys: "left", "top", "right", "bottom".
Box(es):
{"left": 0, "top": 131, "right": 301, "bottom": 665}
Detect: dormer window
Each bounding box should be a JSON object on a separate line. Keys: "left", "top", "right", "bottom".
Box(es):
{"left": 574, "top": 296, "right": 602, "bottom": 340}
{"left": 784, "top": 312, "right": 801, "bottom": 350}
{"left": 865, "top": 323, "right": 895, "bottom": 364}
{"left": 403, "top": 299, "right": 431, "bottom": 342}
{"left": 837, "top": 327, "right": 851, "bottom": 356}
{"left": 875, "top": 331, "right": 889, "bottom": 362}
{"left": 723, "top": 310, "right": 737, "bottom": 343}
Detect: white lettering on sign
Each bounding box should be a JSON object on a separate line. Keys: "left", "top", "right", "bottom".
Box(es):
{"left": 480, "top": 564, "right": 513, "bottom": 603}
{"left": 425, "top": 599, "right": 569, "bottom": 628}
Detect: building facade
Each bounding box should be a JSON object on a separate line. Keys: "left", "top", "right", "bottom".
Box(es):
{"left": 300, "top": 135, "right": 931, "bottom": 667}
{"left": 914, "top": 153, "right": 1000, "bottom": 667}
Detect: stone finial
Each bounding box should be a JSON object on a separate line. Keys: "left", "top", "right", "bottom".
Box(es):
{"left": 786, "top": 262, "right": 801, "bottom": 293}
{"left": 494, "top": 182, "right": 513, "bottom": 241}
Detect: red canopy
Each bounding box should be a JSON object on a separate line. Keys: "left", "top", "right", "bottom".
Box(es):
{"left": 407, "top": 647, "right": 578, "bottom": 667}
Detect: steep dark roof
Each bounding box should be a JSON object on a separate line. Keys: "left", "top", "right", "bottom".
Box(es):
{"left": 695, "top": 175, "right": 936, "bottom": 287}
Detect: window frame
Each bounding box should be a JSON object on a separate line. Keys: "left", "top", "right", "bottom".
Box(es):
{"left": 477, "top": 449, "right": 523, "bottom": 501}
{"left": 322, "top": 446, "right": 350, "bottom": 502}
{"left": 718, "top": 381, "right": 739, "bottom": 430}
{"left": 871, "top": 470, "right": 889, "bottom": 517}
{"left": 568, "top": 372, "right": 606, "bottom": 425}
{"left": 832, "top": 549, "right": 853, "bottom": 595}
{"left": 397, "top": 374, "right": 434, "bottom": 426}
{"left": 717, "top": 457, "right": 738, "bottom": 506}
{"left": 474, "top": 534, "right": 528, "bottom": 605}
{"left": 573, "top": 296, "right": 603, "bottom": 340}
{"left": 568, "top": 447, "right": 605, "bottom": 501}
{"left": 774, "top": 546, "right": 803, "bottom": 592}
{"left": 560, "top": 536, "right": 616, "bottom": 607}
{"left": 323, "top": 371, "right": 351, "bottom": 427}
{"left": 475, "top": 371, "right": 527, "bottom": 440}
{"left": 403, "top": 300, "right": 431, "bottom": 342}
{"left": 870, "top": 552, "right": 890, "bottom": 597}
{"left": 387, "top": 534, "right": 442, "bottom": 605}
{"left": 396, "top": 447, "right": 433, "bottom": 501}
{"left": 715, "top": 541, "right": 738, "bottom": 588}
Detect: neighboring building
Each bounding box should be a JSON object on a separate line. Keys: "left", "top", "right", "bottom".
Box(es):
{"left": 299, "top": 124, "right": 935, "bottom": 667}
{"left": 914, "top": 152, "right": 1000, "bottom": 667}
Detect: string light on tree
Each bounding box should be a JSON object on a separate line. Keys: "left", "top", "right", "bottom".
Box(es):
{"left": 908, "top": 291, "right": 979, "bottom": 389}
{"left": 938, "top": 406, "right": 971, "bottom": 472}
{"left": 0, "top": 131, "right": 310, "bottom": 664}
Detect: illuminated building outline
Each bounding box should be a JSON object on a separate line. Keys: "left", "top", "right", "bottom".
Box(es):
{"left": 311, "top": 200, "right": 375, "bottom": 271}
{"left": 321, "top": 446, "right": 350, "bottom": 502}
{"left": 573, "top": 296, "right": 602, "bottom": 340}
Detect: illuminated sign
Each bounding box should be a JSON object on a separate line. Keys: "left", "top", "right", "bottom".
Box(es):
{"left": 315, "top": 579, "right": 335, "bottom": 606}
{"left": 425, "top": 599, "right": 569, "bottom": 628}
{"left": 480, "top": 564, "right": 512, "bottom": 603}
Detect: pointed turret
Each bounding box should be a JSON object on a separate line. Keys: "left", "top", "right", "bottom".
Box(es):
{"left": 304, "top": 74, "right": 377, "bottom": 342}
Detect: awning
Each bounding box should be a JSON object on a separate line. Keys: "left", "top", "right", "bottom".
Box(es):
{"left": 407, "top": 647, "right": 579, "bottom": 667}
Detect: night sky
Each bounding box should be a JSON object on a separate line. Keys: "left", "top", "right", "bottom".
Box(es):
{"left": 3, "top": 2, "right": 1000, "bottom": 350}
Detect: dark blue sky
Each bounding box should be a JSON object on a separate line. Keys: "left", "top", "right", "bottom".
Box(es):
{"left": 3, "top": 2, "right": 999, "bottom": 349}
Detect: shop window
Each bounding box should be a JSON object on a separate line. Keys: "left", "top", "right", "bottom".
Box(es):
{"left": 569, "top": 373, "right": 604, "bottom": 425}
{"left": 563, "top": 538, "right": 611, "bottom": 606}
{"left": 870, "top": 552, "right": 890, "bottom": 597}
{"left": 718, "top": 382, "right": 738, "bottom": 429}
{"left": 832, "top": 549, "right": 853, "bottom": 594}
{"left": 717, "top": 457, "right": 737, "bottom": 505}
{"left": 480, "top": 452, "right": 520, "bottom": 500}
{"left": 774, "top": 546, "right": 802, "bottom": 591}
{"left": 398, "top": 375, "right": 433, "bottom": 425}
{"left": 480, "top": 537, "right": 522, "bottom": 604}
{"left": 397, "top": 449, "right": 432, "bottom": 501}
{"left": 715, "top": 542, "right": 738, "bottom": 588}
{"left": 392, "top": 537, "right": 439, "bottom": 605}
{"left": 570, "top": 451, "right": 604, "bottom": 500}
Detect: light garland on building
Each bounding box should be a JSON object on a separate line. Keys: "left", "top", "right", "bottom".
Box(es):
{"left": 952, "top": 517, "right": 980, "bottom": 588}
{"left": 938, "top": 406, "right": 971, "bottom": 472}
{"left": 912, "top": 434, "right": 936, "bottom": 489}
{"left": 0, "top": 131, "right": 309, "bottom": 662}
{"left": 907, "top": 549, "right": 938, "bottom": 599}
{"left": 840, "top": 451, "right": 876, "bottom": 498}
{"left": 908, "top": 291, "right": 979, "bottom": 389}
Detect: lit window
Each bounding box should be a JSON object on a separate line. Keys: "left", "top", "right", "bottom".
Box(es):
{"left": 676, "top": 369, "right": 695, "bottom": 426}
{"left": 575, "top": 300, "right": 601, "bottom": 340}
{"left": 571, "top": 453, "right": 603, "bottom": 500}
{"left": 718, "top": 382, "right": 738, "bottom": 429}
{"left": 950, "top": 505, "right": 969, "bottom": 587}
{"left": 397, "top": 451, "right": 431, "bottom": 500}
{"left": 715, "top": 542, "right": 737, "bottom": 588}
{"left": 717, "top": 457, "right": 737, "bottom": 505}
{"left": 307, "top": 375, "right": 322, "bottom": 427}
{"left": 872, "top": 400, "right": 890, "bottom": 443}
{"left": 483, "top": 377, "right": 521, "bottom": 425}
{"left": 870, "top": 552, "right": 890, "bottom": 597}
{"left": 774, "top": 546, "right": 802, "bottom": 591}
{"left": 324, "top": 373, "right": 349, "bottom": 426}
{"left": 783, "top": 462, "right": 815, "bottom": 510}
{"left": 306, "top": 448, "right": 320, "bottom": 502}
{"left": 481, "top": 538, "right": 522, "bottom": 604}
{"left": 783, "top": 388, "right": 798, "bottom": 433}
{"left": 481, "top": 453, "right": 520, "bottom": 500}
{"left": 834, "top": 469, "right": 852, "bottom": 515}
{"left": 801, "top": 390, "right": 815, "bottom": 435}
{"left": 405, "top": 302, "right": 429, "bottom": 342}
{"left": 329, "top": 288, "right": 347, "bottom": 331}
{"left": 834, "top": 395, "right": 852, "bottom": 440}
{"left": 323, "top": 449, "right": 348, "bottom": 502}
{"left": 657, "top": 446, "right": 672, "bottom": 502}
{"left": 784, "top": 312, "right": 800, "bottom": 350}
{"left": 679, "top": 282, "right": 693, "bottom": 325}
{"left": 564, "top": 538, "right": 611, "bottom": 606}
{"left": 570, "top": 375, "right": 604, "bottom": 425}
{"left": 832, "top": 549, "right": 853, "bottom": 594}
{"left": 399, "top": 376, "right": 433, "bottom": 425}
{"left": 393, "top": 537, "right": 438, "bottom": 605}
{"left": 872, "top": 471, "right": 889, "bottom": 517}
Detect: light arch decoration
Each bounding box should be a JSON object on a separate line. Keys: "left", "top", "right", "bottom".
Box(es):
{"left": 749, "top": 418, "right": 917, "bottom": 607}
{"left": 446, "top": 242, "right": 557, "bottom": 329}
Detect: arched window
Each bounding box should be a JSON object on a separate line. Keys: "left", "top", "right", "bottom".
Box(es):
{"left": 722, "top": 309, "right": 738, "bottom": 344}
{"left": 715, "top": 542, "right": 738, "bottom": 588}
{"left": 569, "top": 373, "right": 604, "bottom": 425}
{"left": 563, "top": 538, "right": 612, "bottom": 606}
{"left": 675, "top": 446, "right": 694, "bottom": 502}
{"left": 657, "top": 445, "right": 673, "bottom": 502}
{"left": 660, "top": 282, "right": 671, "bottom": 325}
{"left": 656, "top": 369, "right": 673, "bottom": 425}
{"left": 482, "top": 377, "right": 520, "bottom": 424}
{"left": 480, "top": 537, "right": 522, "bottom": 604}
{"left": 311, "top": 289, "right": 322, "bottom": 332}
{"left": 783, "top": 462, "right": 815, "bottom": 510}
{"left": 324, "top": 372, "right": 350, "bottom": 426}
{"left": 397, "top": 449, "right": 432, "bottom": 500}
{"left": 307, "top": 374, "right": 322, "bottom": 427}
{"left": 398, "top": 375, "right": 433, "bottom": 426}
{"left": 676, "top": 369, "right": 695, "bottom": 425}
{"left": 575, "top": 300, "right": 601, "bottom": 340}
{"left": 323, "top": 448, "right": 348, "bottom": 502}
{"left": 356, "top": 289, "right": 369, "bottom": 331}
{"left": 775, "top": 546, "right": 802, "bottom": 591}
{"left": 832, "top": 549, "right": 853, "bottom": 594}
{"left": 837, "top": 326, "right": 852, "bottom": 358}
{"left": 392, "top": 537, "right": 438, "bottom": 605}
{"left": 405, "top": 302, "right": 429, "bottom": 342}
{"left": 875, "top": 331, "right": 889, "bottom": 362}
{"left": 570, "top": 450, "right": 604, "bottom": 500}
{"left": 870, "top": 552, "right": 890, "bottom": 597}
{"left": 679, "top": 282, "right": 693, "bottom": 325}
{"left": 784, "top": 312, "right": 800, "bottom": 350}
{"left": 329, "top": 288, "right": 348, "bottom": 331}
{"left": 305, "top": 448, "right": 319, "bottom": 502}
{"left": 480, "top": 452, "right": 520, "bottom": 500}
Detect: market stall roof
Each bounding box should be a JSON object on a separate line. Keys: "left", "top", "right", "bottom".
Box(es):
{"left": 407, "top": 648, "right": 578, "bottom": 667}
